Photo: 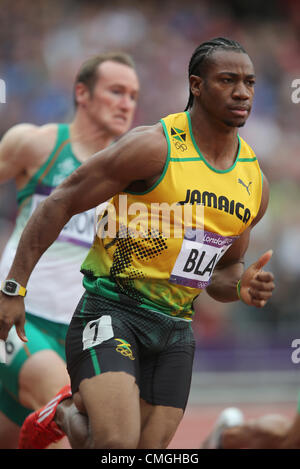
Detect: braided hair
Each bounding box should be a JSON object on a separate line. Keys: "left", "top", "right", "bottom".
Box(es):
{"left": 185, "top": 37, "right": 247, "bottom": 110}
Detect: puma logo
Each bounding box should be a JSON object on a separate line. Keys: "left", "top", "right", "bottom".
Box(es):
{"left": 238, "top": 179, "right": 252, "bottom": 195}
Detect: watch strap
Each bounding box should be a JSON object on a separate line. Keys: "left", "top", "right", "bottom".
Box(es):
{"left": 18, "top": 285, "right": 27, "bottom": 297}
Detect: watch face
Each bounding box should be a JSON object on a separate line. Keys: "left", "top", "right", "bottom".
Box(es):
{"left": 5, "top": 281, "right": 17, "bottom": 294}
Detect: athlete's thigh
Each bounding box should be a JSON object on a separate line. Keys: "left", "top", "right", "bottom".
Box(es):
{"left": 78, "top": 372, "right": 141, "bottom": 449}
{"left": 138, "top": 398, "right": 183, "bottom": 449}
{"left": 0, "top": 316, "right": 67, "bottom": 421}
{"left": 65, "top": 293, "right": 143, "bottom": 448}
{"left": 19, "top": 349, "right": 69, "bottom": 410}
{"left": 65, "top": 293, "right": 140, "bottom": 395}
{"left": 138, "top": 333, "right": 194, "bottom": 448}
{"left": 140, "top": 335, "right": 195, "bottom": 410}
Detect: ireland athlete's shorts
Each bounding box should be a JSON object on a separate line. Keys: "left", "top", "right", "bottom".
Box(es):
{"left": 0, "top": 313, "right": 68, "bottom": 426}
{"left": 66, "top": 292, "right": 195, "bottom": 410}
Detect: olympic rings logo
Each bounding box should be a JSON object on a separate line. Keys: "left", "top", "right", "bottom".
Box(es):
{"left": 174, "top": 140, "right": 187, "bottom": 152}
{"left": 115, "top": 339, "right": 135, "bottom": 360}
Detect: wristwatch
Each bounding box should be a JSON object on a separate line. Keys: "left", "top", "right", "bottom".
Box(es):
{"left": 1, "top": 279, "right": 27, "bottom": 297}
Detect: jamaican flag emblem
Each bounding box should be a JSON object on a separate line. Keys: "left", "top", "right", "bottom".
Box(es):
{"left": 171, "top": 127, "right": 186, "bottom": 142}
{"left": 171, "top": 127, "right": 187, "bottom": 152}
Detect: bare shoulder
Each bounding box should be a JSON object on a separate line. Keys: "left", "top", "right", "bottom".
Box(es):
{"left": 130, "top": 122, "right": 165, "bottom": 137}
{"left": 1, "top": 122, "right": 58, "bottom": 159}
{"left": 102, "top": 122, "right": 168, "bottom": 182}
{"left": 109, "top": 122, "right": 166, "bottom": 162}
{"left": 17, "top": 123, "right": 57, "bottom": 157}
{"left": 69, "top": 122, "right": 168, "bottom": 195}
{"left": 0, "top": 123, "right": 37, "bottom": 152}
{"left": 0, "top": 123, "right": 59, "bottom": 185}
{"left": 118, "top": 122, "right": 166, "bottom": 149}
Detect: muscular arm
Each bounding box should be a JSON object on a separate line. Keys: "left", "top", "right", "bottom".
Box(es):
{"left": 8, "top": 125, "right": 166, "bottom": 285}
{"left": 206, "top": 173, "right": 274, "bottom": 306}
{"left": 0, "top": 124, "right": 166, "bottom": 340}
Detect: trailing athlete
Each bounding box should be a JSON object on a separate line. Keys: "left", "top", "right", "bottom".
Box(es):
{"left": 0, "top": 52, "right": 139, "bottom": 448}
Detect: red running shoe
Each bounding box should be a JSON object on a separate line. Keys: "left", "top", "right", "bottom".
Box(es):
{"left": 19, "top": 384, "right": 72, "bottom": 449}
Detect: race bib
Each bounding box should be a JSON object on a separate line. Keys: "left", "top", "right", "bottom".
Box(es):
{"left": 60, "top": 210, "right": 95, "bottom": 247}
{"left": 169, "top": 229, "right": 237, "bottom": 289}
{"left": 30, "top": 188, "right": 96, "bottom": 248}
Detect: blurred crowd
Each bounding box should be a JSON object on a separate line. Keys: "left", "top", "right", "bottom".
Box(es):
{"left": 0, "top": 0, "right": 300, "bottom": 369}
